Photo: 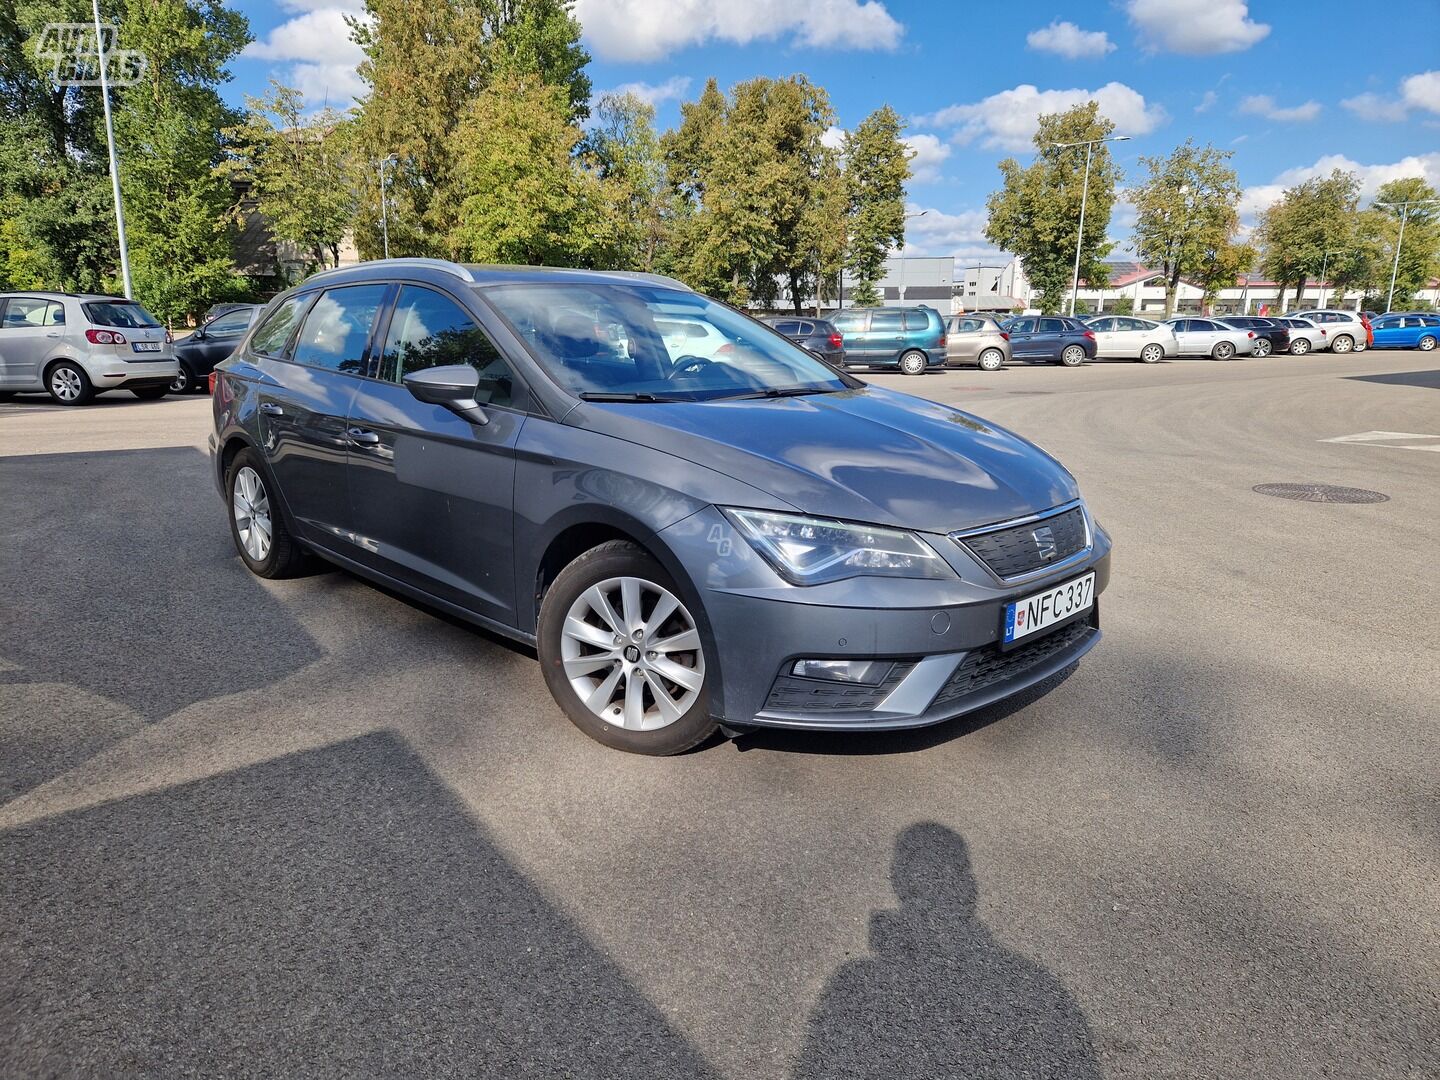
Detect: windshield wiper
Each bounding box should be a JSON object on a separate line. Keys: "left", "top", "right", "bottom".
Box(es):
{"left": 720, "top": 386, "right": 840, "bottom": 400}
{"left": 578, "top": 391, "right": 684, "bottom": 403}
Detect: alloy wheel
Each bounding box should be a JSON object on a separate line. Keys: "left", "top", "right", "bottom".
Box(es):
{"left": 232, "top": 466, "right": 273, "bottom": 562}
{"left": 51, "top": 368, "right": 83, "bottom": 401}
{"left": 1253, "top": 339, "right": 1271, "bottom": 357}
{"left": 1141, "top": 344, "right": 1162, "bottom": 364}
{"left": 1291, "top": 339, "right": 1310, "bottom": 355}
{"left": 170, "top": 368, "right": 191, "bottom": 393}
{"left": 1420, "top": 336, "right": 1436, "bottom": 352}
{"left": 1332, "top": 335, "right": 1353, "bottom": 353}
{"left": 560, "top": 576, "right": 705, "bottom": 731}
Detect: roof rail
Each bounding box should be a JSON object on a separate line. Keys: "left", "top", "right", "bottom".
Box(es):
{"left": 604, "top": 270, "right": 694, "bottom": 292}
{"left": 305, "top": 258, "right": 477, "bottom": 284}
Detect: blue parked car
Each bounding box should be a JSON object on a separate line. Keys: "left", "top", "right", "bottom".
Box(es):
{"left": 1369, "top": 313, "right": 1439, "bottom": 351}
{"left": 827, "top": 306, "right": 947, "bottom": 375}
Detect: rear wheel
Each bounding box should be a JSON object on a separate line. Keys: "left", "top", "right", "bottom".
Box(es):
{"left": 1331, "top": 334, "right": 1354, "bottom": 353}
{"left": 1139, "top": 343, "right": 1163, "bottom": 364}
{"left": 898, "top": 350, "right": 928, "bottom": 376}
{"left": 1252, "top": 338, "right": 1272, "bottom": 357}
{"left": 226, "top": 449, "right": 308, "bottom": 579}
{"left": 1211, "top": 341, "right": 1235, "bottom": 360}
{"left": 46, "top": 361, "right": 93, "bottom": 405}
{"left": 170, "top": 365, "right": 193, "bottom": 393}
{"left": 131, "top": 386, "right": 168, "bottom": 400}
{"left": 1290, "top": 337, "right": 1311, "bottom": 355}
{"left": 539, "top": 541, "right": 716, "bottom": 756}
{"left": 1418, "top": 335, "right": 1437, "bottom": 352}
{"left": 1059, "top": 344, "right": 1086, "bottom": 367}
{"left": 977, "top": 349, "right": 1004, "bottom": 371}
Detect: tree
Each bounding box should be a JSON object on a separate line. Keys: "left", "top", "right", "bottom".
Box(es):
{"left": 1255, "top": 169, "right": 1359, "bottom": 311}
{"left": 1129, "top": 139, "right": 1241, "bottom": 316}
{"left": 1194, "top": 239, "right": 1256, "bottom": 312}
{"left": 985, "top": 103, "right": 1120, "bottom": 314}
{"left": 221, "top": 82, "right": 359, "bottom": 273}
{"left": 583, "top": 92, "right": 668, "bottom": 271}
{"left": 351, "top": 0, "right": 589, "bottom": 255}
{"left": 446, "top": 75, "right": 603, "bottom": 265}
{"left": 843, "top": 105, "right": 909, "bottom": 307}
{"left": 1367, "top": 177, "right": 1440, "bottom": 308}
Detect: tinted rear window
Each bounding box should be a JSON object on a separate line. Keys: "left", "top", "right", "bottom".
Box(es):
{"left": 82, "top": 301, "right": 160, "bottom": 328}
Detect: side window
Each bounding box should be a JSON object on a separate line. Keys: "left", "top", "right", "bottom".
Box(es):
{"left": 1088, "top": 318, "right": 1114, "bottom": 332}
{"left": 382, "top": 286, "right": 515, "bottom": 408}
{"left": 1038, "top": 318, "right": 1066, "bottom": 333}
{"left": 250, "top": 295, "right": 309, "bottom": 358}
{"left": 45, "top": 301, "right": 66, "bottom": 325}
{"left": 901, "top": 311, "right": 928, "bottom": 330}
{"left": 2, "top": 297, "right": 49, "bottom": 327}
{"left": 1171, "top": 320, "right": 1192, "bottom": 333}
{"left": 206, "top": 309, "right": 252, "bottom": 336}
{"left": 830, "top": 312, "right": 865, "bottom": 332}
{"left": 796, "top": 322, "right": 815, "bottom": 336}
{"left": 870, "top": 311, "right": 904, "bottom": 332}
{"left": 1123, "top": 318, "right": 1150, "bottom": 331}
{"left": 960, "top": 318, "right": 984, "bottom": 333}
{"left": 771, "top": 321, "right": 800, "bottom": 335}
{"left": 1008, "top": 317, "right": 1035, "bottom": 333}
{"left": 1190, "top": 319, "right": 1216, "bottom": 332}
{"left": 291, "top": 284, "right": 388, "bottom": 375}
{"left": 1424, "top": 316, "right": 1440, "bottom": 327}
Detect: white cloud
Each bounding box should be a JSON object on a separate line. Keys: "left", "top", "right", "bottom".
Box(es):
{"left": 903, "top": 134, "right": 951, "bottom": 183}
{"left": 1127, "top": 0, "right": 1269, "bottom": 54}
{"left": 1344, "top": 71, "right": 1440, "bottom": 122}
{"left": 243, "top": 5, "right": 368, "bottom": 107}
{"left": 571, "top": 0, "right": 902, "bottom": 62}
{"left": 1025, "top": 21, "right": 1114, "bottom": 59}
{"left": 1238, "top": 152, "right": 1440, "bottom": 224}
{"left": 901, "top": 205, "right": 1000, "bottom": 259}
{"left": 1238, "top": 95, "right": 1321, "bottom": 122}
{"left": 821, "top": 125, "right": 846, "bottom": 151}
{"left": 596, "top": 76, "right": 692, "bottom": 108}
{"left": 920, "top": 82, "right": 1166, "bottom": 152}
{"left": 1195, "top": 90, "right": 1217, "bottom": 113}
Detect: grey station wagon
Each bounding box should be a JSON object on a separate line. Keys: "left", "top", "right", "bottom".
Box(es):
{"left": 211, "top": 259, "right": 1111, "bottom": 754}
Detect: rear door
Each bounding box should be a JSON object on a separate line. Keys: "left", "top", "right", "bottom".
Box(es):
{"left": 252, "top": 285, "right": 387, "bottom": 545}
{"left": 1035, "top": 318, "right": 1069, "bottom": 360}
{"left": 0, "top": 297, "right": 63, "bottom": 388}
{"left": 1370, "top": 317, "right": 1400, "bottom": 346}
{"left": 1169, "top": 319, "right": 1199, "bottom": 355}
{"left": 947, "top": 317, "right": 983, "bottom": 361}
{"left": 189, "top": 306, "right": 254, "bottom": 370}
{"left": 829, "top": 311, "right": 866, "bottom": 366}
{"left": 867, "top": 310, "right": 905, "bottom": 363}
{"left": 345, "top": 283, "right": 526, "bottom": 626}
{"left": 1087, "top": 317, "right": 1120, "bottom": 357}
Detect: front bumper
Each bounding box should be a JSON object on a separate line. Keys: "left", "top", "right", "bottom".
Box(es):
{"left": 659, "top": 505, "right": 1112, "bottom": 731}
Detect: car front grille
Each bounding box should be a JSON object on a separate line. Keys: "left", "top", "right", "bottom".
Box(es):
{"left": 929, "top": 618, "right": 1093, "bottom": 709}
{"left": 952, "top": 506, "right": 1087, "bottom": 579}
{"left": 762, "top": 661, "right": 915, "bottom": 715}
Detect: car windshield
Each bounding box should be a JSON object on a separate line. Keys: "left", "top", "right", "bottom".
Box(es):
{"left": 83, "top": 301, "right": 161, "bottom": 328}
{"left": 482, "top": 283, "right": 854, "bottom": 401}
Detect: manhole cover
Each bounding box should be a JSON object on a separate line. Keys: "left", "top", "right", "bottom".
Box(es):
{"left": 1253, "top": 483, "right": 1389, "bottom": 504}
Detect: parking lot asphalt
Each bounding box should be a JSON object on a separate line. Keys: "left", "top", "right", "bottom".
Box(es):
{"left": 2, "top": 351, "right": 1437, "bottom": 1079}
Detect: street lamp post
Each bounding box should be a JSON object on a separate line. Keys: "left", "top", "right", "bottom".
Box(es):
{"left": 896, "top": 210, "right": 929, "bottom": 305}
{"left": 1050, "top": 135, "right": 1130, "bottom": 316}
{"left": 373, "top": 155, "right": 398, "bottom": 260}
{"left": 1376, "top": 198, "right": 1440, "bottom": 312}
{"left": 1317, "top": 249, "right": 1337, "bottom": 309}
{"left": 92, "top": 1, "right": 133, "bottom": 299}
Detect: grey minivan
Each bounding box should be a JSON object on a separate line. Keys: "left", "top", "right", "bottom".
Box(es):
{"left": 212, "top": 260, "right": 1110, "bottom": 755}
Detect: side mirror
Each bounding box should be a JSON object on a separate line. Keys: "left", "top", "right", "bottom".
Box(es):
{"left": 192, "top": 328, "right": 206, "bottom": 341}
{"left": 402, "top": 364, "right": 489, "bottom": 425}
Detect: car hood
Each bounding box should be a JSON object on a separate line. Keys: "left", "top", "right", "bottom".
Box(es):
{"left": 569, "top": 385, "right": 1079, "bottom": 534}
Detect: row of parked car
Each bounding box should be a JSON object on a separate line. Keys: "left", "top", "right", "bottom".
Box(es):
{"left": 762, "top": 306, "right": 1438, "bottom": 372}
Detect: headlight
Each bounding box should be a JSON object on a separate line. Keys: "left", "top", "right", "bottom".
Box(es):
{"left": 722, "top": 508, "right": 955, "bottom": 585}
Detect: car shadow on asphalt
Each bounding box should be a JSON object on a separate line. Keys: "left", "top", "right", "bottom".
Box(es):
{"left": 1345, "top": 369, "right": 1440, "bottom": 390}
{"left": 730, "top": 664, "right": 1078, "bottom": 756}
{"left": 793, "top": 822, "right": 1101, "bottom": 1080}
{"left": 1, "top": 734, "right": 1100, "bottom": 1079}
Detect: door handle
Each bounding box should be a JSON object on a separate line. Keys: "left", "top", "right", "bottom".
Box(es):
{"left": 259, "top": 402, "right": 283, "bottom": 416}
{"left": 46, "top": 331, "right": 62, "bottom": 338}
{"left": 347, "top": 427, "right": 381, "bottom": 446}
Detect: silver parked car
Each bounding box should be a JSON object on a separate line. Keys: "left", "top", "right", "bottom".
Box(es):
{"left": 1273, "top": 317, "right": 1328, "bottom": 355}
{"left": 1289, "top": 310, "right": 1368, "bottom": 353}
{"left": 0, "top": 292, "right": 177, "bottom": 405}
{"left": 1163, "top": 317, "right": 1256, "bottom": 360}
{"left": 945, "top": 314, "right": 1012, "bottom": 370}
{"left": 1083, "top": 315, "right": 1177, "bottom": 363}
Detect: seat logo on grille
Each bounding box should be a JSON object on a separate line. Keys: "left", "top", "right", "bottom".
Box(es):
{"left": 1032, "top": 525, "right": 1058, "bottom": 561}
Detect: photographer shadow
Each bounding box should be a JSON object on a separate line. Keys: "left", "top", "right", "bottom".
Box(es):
{"left": 793, "top": 823, "right": 1101, "bottom": 1080}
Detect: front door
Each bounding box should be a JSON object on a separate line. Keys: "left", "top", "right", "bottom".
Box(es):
{"left": 345, "top": 283, "right": 524, "bottom": 627}
{"left": 252, "top": 285, "right": 387, "bottom": 546}
{"left": 865, "top": 309, "right": 906, "bottom": 363}
{"left": 0, "top": 297, "right": 64, "bottom": 389}
{"left": 948, "top": 317, "right": 983, "bottom": 362}
{"left": 1006, "top": 317, "right": 1038, "bottom": 358}
{"left": 1087, "top": 317, "right": 1120, "bottom": 358}
{"left": 1170, "top": 319, "right": 1202, "bottom": 355}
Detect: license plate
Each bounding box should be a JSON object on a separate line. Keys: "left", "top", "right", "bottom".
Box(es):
{"left": 1003, "top": 573, "right": 1095, "bottom": 644}
{"left": 132, "top": 341, "right": 161, "bottom": 352}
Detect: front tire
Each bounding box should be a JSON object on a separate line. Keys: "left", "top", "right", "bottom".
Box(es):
{"left": 1211, "top": 341, "right": 1235, "bottom": 360}
{"left": 977, "top": 349, "right": 1004, "bottom": 371}
{"left": 226, "top": 449, "right": 308, "bottom": 579}
{"left": 1418, "top": 335, "right": 1437, "bottom": 352}
{"left": 1059, "top": 344, "right": 1086, "bottom": 367}
{"left": 46, "top": 361, "right": 94, "bottom": 405}
{"left": 897, "top": 350, "right": 928, "bottom": 376}
{"left": 1139, "top": 343, "right": 1163, "bottom": 364}
{"left": 539, "top": 541, "right": 717, "bottom": 756}
{"left": 1290, "top": 338, "right": 1311, "bottom": 355}
{"left": 1331, "top": 334, "right": 1354, "bottom": 354}
{"left": 1252, "top": 338, "right": 1272, "bottom": 357}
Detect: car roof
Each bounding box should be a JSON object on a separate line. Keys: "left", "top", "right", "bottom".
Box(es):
{"left": 300, "top": 258, "right": 693, "bottom": 294}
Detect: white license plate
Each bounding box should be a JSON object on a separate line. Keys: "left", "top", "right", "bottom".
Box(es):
{"left": 132, "top": 341, "right": 162, "bottom": 352}
{"left": 1003, "top": 573, "right": 1095, "bottom": 644}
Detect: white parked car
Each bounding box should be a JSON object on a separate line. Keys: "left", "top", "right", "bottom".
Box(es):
{"left": 1083, "top": 315, "right": 1178, "bottom": 363}
{"left": 0, "top": 292, "right": 177, "bottom": 405}
{"left": 655, "top": 315, "right": 734, "bottom": 361}
{"left": 1289, "top": 310, "right": 1368, "bottom": 354}
{"left": 1163, "top": 317, "right": 1257, "bottom": 360}
{"left": 1273, "top": 317, "right": 1329, "bottom": 355}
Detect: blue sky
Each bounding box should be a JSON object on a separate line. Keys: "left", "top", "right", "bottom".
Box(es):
{"left": 230, "top": 0, "right": 1440, "bottom": 262}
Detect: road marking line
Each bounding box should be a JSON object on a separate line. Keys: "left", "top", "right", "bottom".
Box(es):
{"left": 1320, "top": 430, "right": 1440, "bottom": 443}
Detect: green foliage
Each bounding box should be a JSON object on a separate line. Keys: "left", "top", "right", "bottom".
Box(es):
{"left": 221, "top": 82, "right": 360, "bottom": 273}
{"left": 583, "top": 92, "right": 668, "bottom": 271}
{"left": 843, "top": 105, "right": 909, "bottom": 308}
{"left": 1130, "top": 139, "right": 1241, "bottom": 316}
{"left": 1193, "top": 239, "right": 1256, "bottom": 306}
{"left": 1367, "top": 177, "right": 1440, "bottom": 307}
{"left": 1108, "top": 296, "right": 1134, "bottom": 315}
{"left": 985, "top": 103, "right": 1120, "bottom": 314}
{"left": 1256, "top": 169, "right": 1359, "bottom": 308}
